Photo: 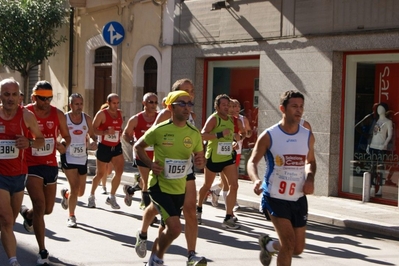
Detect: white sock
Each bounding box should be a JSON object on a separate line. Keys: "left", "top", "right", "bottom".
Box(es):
{"left": 266, "top": 240, "right": 277, "bottom": 252}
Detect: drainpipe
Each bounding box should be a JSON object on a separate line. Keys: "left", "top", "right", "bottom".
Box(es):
{"left": 68, "top": 7, "right": 74, "bottom": 98}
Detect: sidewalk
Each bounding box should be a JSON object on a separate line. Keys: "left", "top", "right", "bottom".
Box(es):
{"left": 84, "top": 155, "right": 399, "bottom": 239}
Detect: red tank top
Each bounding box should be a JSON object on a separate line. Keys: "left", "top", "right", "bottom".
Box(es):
{"left": 25, "top": 105, "right": 60, "bottom": 167}
{"left": 98, "top": 109, "right": 123, "bottom": 147}
{"left": 0, "top": 106, "right": 29, "bottom": 175}
{"left": 134, "top": 111, "right": 157, "bottom": 160}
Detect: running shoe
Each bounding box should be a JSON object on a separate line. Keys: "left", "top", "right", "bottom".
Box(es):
{"left": 135, "top": 230, "right": 147, "bottom": 258}
{"left": 67, "top": 216, "right": 77, "bottom": 228}
{"left": 123, "top": 185, "right": 133, "bottom": 206}
{"left": 101, "top": 186, "right": 107, "bottom": 195}
{"left": 19, "top": 205, "right": 33, "bottom": 233}
{"left": 233, "top": 202, "right": 240, "bottom": 212}
{"left": 106, "top": 196, "right": 120, "bottom": 209}
{"left": 88, "top": 195, "right": 96, "bottom": 208}
{"left": 10, "top": 261, "right": 21, "bottom": 266}
{"left": 187, "top": 253, "right": 207, "bottom": 266}
{"left": 222, "top": 217, "right": 240, "bottom": 230}
{"left": 37, "top": 249, "right": 49, "bottom": 265}
{"left": 258, "top": 234, "right": 275, "bottom": 266}
{"left": 60, "top": 188, "right": 68, "bottom": 210}
{"left": 196, "top": 211, "right": 202, "bottom": 225}
{"left": 147, "top": 253, "right": 164, "bottom": 266}
{"left": 210, "top": 190, "right": 219, "bottom": 207}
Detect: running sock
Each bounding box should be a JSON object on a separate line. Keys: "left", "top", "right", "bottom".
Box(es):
{"left": 139, "top": 232, "right": 147, "bottom": 240}
{"left": 266, "top": 240, "right": 277, "bottom": 252}
{"left": 224, "top": 214, "right": 232, "bottom": 221}
{"left": 127, "top": 186, "right": 135, "bottom": 194}
{"left": 196, "top": 206, "right": 202, "bottom": 213}
{"left": 8, "top": 257, "right": 17, "bottom": 265}
{"left": 188, "top": 250, "right": 196, "bottom": 259}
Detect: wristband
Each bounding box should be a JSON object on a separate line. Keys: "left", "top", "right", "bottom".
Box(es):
{"left": 216, "top": 132, "right": 224, "bottom": 139}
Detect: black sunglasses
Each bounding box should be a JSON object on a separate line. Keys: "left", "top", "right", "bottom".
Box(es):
{"left": 172, "top": 101, "right": 194, "bottom": 107}
{"left": 36, "top": 95, "right": 53, "bottom": 102}
{"left": 147, "top": 100, "right": 158, "bottom": 104}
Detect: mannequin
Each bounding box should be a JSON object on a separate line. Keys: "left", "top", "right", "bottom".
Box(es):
{"left": 366, "top": 103, "right": 393, "bottom": 196}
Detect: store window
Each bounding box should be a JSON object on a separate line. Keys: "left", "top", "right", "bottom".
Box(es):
{"left": 342, "top": 52, "right": 399, "bottom": 205}
{"left": 205, "top": 57, "right": 259, "bottom": 179}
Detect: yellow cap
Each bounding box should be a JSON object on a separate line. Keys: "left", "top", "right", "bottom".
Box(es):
{"left": 165, "top": 91, "right": 190, "bottom": 106}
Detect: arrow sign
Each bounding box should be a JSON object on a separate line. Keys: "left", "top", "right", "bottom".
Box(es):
{"left": 102, "top": 21, "right": 125, "bottom": 46}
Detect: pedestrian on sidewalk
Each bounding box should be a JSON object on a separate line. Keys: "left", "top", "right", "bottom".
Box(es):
{"left": 134, "top": 90, "right": 205, "bottom": 266}
{"left": 122, "top": 92, "right": 159, "bottom": 210}
{"left": 247, "top": 90, "right": 316, "bottom": 266}
{"left": 197, "top": 94, "right": 241, "bottom": 230}
{"left": 0, "top": 78, "right": 44, "bottom": 266}
{"left": 135, "top": 79, "right": 207, "bottom": 265}
{"left": 59, "top": 93, "right": 97, "bottom": 228}
{"left": 21, "top": 80, "right": 71, "bottom": 265}
{"left": 87, "top": 93, "right": 124, "bottom": 209}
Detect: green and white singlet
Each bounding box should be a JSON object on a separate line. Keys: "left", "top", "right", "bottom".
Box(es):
{"left": 143, "top": 119, "right": 203, "bottom": 195}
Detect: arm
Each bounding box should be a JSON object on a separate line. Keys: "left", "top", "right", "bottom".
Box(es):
{"left": 154, "top": 109, "right": 171, "bottom": 125}
{"left": 57, "top": 109, "right": 71, "bottom": 154}
{"left": 303, "top": 132, "right": 316, "bottom": 195}
{"left": 122, "top": 115, "right": 138, "bottom": 145}
{"left": 247, "top": 130, "right": 270, "bottom": 195}
{"left": 243, "top": 116, "right": 253, "bottom": 138}
{"left": 85, "top": 114, "right": 98, "bottom": 150}
{"left": 92, "top": 110, "right": 107, "bottom": 136}
{"left": 134, "top": 136, "right": 163, "bottom": 175}
{"left": 193, "top": 150, "right": 205, "bottom": 170}
{"left": 18, "top": 109, "right": 45, "bottom": 149}
{"left": 201, "top": 115, "right": 231, "bottom": 141}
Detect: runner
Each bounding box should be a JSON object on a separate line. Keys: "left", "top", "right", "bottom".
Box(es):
{"left": 87, "top": 93, "right": 124, "bottom": 209}
{"left": 0, "top": 78, "right": 44, "bottom": 266}
{"left": 122, "top": 92, "right": 158, "bottom": 210}
{"left": 20, "top": 80, "right": 71, "bottom": 265}
{"left": 197, "top": 94, "right": 240, "bottom": 230}
{"left": 247, "top": 90, "right": 316, "bottom": 266}
{"left": 134, "top": 79, "right": 207, "bottom": 265}
{"left": 134, "top": 90, "right": 204, "bottom": 266}
{"left": 59, "top": 93, "right": 97, "bottom": 227}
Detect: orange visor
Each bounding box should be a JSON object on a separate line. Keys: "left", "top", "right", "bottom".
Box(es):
{"left": 33, "top": 90, "right": 53, "bottom": 97}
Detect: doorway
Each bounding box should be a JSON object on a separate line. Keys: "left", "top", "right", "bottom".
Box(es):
{"left": 94, "top": 66, "right": 112, "bottom": 114}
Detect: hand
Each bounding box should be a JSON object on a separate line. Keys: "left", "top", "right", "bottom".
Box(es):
{"left": 303, "top": 179, "right": 314, "bottom": 195}
{"left": 88, "top": 141, "right": 98, "bottom": 151}
{"left": 150, "top": 160, "right": 163, "bottom": 175}
{"left": 232, "top": 141, "right": 239, "bottom": 150}
{"left": 107, "top": 126, "right": 115, "bottom": 135}
{"left": 56, "top": 142, "right": 67, "bottom": 154}
{"left": 253, "top": 179, "right": 263, "bottom": 195}
{"left": 193, "top": 153, "right": 205, "bottom": 169}
{"left": 15, "top": 135, "right": 29, "bottom": 149}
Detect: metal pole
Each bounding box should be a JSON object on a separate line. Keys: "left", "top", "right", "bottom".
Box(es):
{"left": 362, "top": 172, "right": 371, "bottom": 202}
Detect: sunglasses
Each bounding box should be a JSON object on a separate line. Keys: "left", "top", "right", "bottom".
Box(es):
{"left": 36, "top": 95, "right": 53, "bottom": 102}
{"left": 147, "top": 100, "right": 158, "bottom": 104}
{"left": 172, "top": 101, "right": 194, "bottom": 107}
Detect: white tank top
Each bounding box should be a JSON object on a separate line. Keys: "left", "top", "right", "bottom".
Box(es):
{"left": 263, "top": 123, "right": 310, "bottom": 201}
{"left": 236, "top": 115, "right": 245, "bottom": 155}
{"left": 65, "top": 113, "right": 89, "bottom": 165}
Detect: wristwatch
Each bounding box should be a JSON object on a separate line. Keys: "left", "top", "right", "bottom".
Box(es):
{"left": 29, "top": 139, "right": 34, "bottom": 147}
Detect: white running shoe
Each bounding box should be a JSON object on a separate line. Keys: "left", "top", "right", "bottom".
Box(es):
{"left": 37, "top": 249, "right": 50, "bottom": 265}
{"left": 67, "top": 216, "right": 77, "bottom": 228}
{"left": 88, "top": 195, "right": 96, "bottom": 208}
{"left": 60, "top": 188, "right": 68, "bottom": 210}
{"left": 135, "top": 230, "right": 147, "bottom": 258}
{"left": 123, "top": 185, "right": 133, "bottom": 206}
{"left": 233, "top": 202, "right": 240, "bottom": 212}
{"left": 210, "top": 190, "right": 219, "bottom": 207}
{"left": 222, "top": 217, "right": 240, "bottom": 230}
{"left": 106, "top": 196, "right": 120, "bottom": 209}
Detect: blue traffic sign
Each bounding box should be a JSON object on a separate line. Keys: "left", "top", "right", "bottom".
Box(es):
{"left": 102, "top": 21, "right": 125, "bottom": 46}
